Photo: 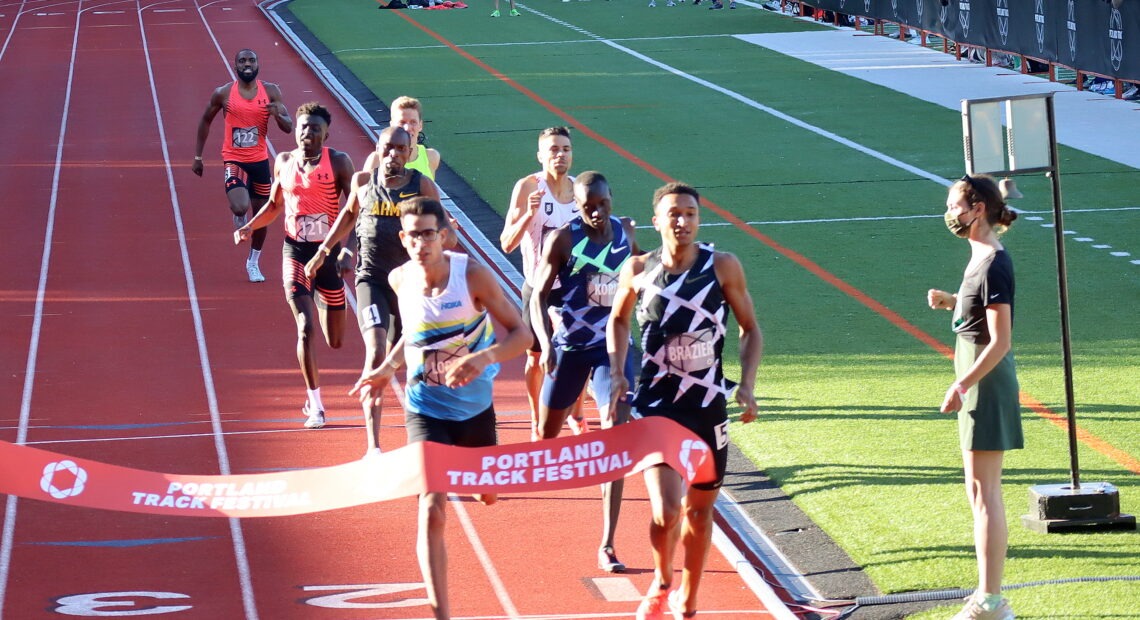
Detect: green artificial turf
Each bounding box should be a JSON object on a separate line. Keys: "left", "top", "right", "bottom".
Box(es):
{"left": 287, "top": 2, "right": 1140, "bottom": 617}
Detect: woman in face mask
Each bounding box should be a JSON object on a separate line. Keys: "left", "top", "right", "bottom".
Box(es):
{"left": 926, "top": 173, "right": 1022, "bottom": 620}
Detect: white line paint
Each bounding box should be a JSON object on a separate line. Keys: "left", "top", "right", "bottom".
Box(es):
{"left": 589, "top": 577, "right": 642, "bottom": 602}
{"left": 0, "top": 1, "right": 83, "bottom": 614}
{"left": 139, "top": 1, "right": 257, "bottom": 618}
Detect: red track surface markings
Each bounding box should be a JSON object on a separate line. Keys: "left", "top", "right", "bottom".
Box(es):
{"left": 0, "top": 1, "right": 775, "bottom": 618}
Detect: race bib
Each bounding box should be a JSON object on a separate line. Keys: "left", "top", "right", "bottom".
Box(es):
{"left": 294, "top": 214, "right": 330, "bottom": 243}
{"left": 422, "top": 346, "right": 470, "bottom": 387}
{"left": 230, "top": 126, "right": 260, "bottom": 149}
{"left": 664, "top": 328, "right": 716, "bottom": 374}
{"left": 587, "top": 272, "right": 618, "bottom": 307}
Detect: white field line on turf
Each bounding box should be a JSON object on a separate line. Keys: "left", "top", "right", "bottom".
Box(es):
{"left": 516, "top": 3, "right": 1134, "bottom": 265}
{"left": 0, "top": 2, "right": 81, "bottom": 615}
{"left": 149, "top": 2, "right": 258, "bottom": 619}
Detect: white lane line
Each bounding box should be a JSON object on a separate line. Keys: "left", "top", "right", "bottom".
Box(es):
{"left": 450, "top": 496, "right": 522, "bottom": 619}
{"left": 139, "top": 1, "right": 257, "bottom": 618}
{"left": 0, "top": 1, "right": 83, "bottom": 615}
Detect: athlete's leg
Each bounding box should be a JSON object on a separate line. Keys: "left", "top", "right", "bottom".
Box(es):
{"left": 963, "top": 449, "right": 1007, "bottom": 597}
{"left": 524, "top": 351, "right": 543, "bottom": 441}
{"left": 317, "top": 304, "right": 345, "bottom": 349}
{"left": 591, "top": 355, "right": 631, "bottom": 564}
{"left": 361, "top": 325, "right": 388, "bottom": 451}
{"left": 538, "top": 349, "right": 589, "bottom": 439}
{"left": 673, "top": 486, "right": 720, "bottom": 616}
{"left": 418, "top": 491, "right": 449, "bottom": 620}
{"left": 287, "top": 295, "right": 321, "bottom": 392}
{"left": 248, "top": 194, "right": 268, "bottom": 252}
{"left": 643, "top": 463, "right": 685, "bottom": 589}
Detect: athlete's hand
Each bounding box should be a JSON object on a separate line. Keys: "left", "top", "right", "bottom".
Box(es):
{"left": 735, "top": 385, "right": 758, "bottom": 424}
{"left": 351, "top": 366, "right": 395, "bottom": 408}
{"left": 234, "top": 225, "right": 252, "bottom": 245}
{"left": 304, "top": 252, "right": 324, "bottom": 280}
{"left": 266, "top": 101, "right": 287, "bottom": 119}
{"left": 191, "top": 158, "right": 204, "bottom": 177}
{"left": 927, "top": 289, "right": 954, "bottom": 310}
{"left": 606, "top": 372, "right": 629, "bottom": 426}
{"left": 526, "top": 188, "right": 543, "bottom": 215}
{"left": 445, "top": 352, "right": 490, "bottom": 388}
{"left": 336, "top": 251, "right": 355, "bottom": 281}
{"left": 539, "top": 348, "right": 557, "bottom": 377}
{"left": 940, "top": 384, "right": 963, "bottom": 414}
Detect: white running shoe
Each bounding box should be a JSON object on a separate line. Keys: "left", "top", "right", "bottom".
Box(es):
{"left": 246, "top": 261, "right": 265, "bottom": 283}
{"left": 302, "top": 403, "right": 326, "bottom": 429}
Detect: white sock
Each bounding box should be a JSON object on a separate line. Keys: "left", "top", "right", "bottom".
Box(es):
{"left": 307, "top": 388, "right": 324, "bottom": 413}
{"left": 248, "top": 249, "right": 261, "bottom": 264}
{"left": 981, "top": 593, "right": 1004, "bottom": 611}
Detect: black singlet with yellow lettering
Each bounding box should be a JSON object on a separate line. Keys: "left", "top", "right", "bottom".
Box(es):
{"left": 355, "top": 168, "right": 425, "bottom": 284}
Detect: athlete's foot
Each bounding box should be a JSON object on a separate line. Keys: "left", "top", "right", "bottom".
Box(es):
{"left": 567, "top": 414, "right": 590, "bottom": 435}
{"left": 597, "top": 546, "right": 626, "bottom": 573}
{"left": 490, "top": 9, "right": 500, "bottom": 16}
{"left": 246, "top": 260, "right": 265, "bottom": 283}
{"left": 668, "top": 590, "right": 697, "bottom": 619}
{"left": 636, "top": 584, "right": 679, "bottom": 620}
{"left": 509, "top": 8, "right": 520, "bottom": 15}
{"left": 302, "top": 403, "right": 326, "bottom": 429}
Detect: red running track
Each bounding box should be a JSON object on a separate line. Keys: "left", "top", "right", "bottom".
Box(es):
{"left": 0, "top": 1, "right": 778, "bottom": 618}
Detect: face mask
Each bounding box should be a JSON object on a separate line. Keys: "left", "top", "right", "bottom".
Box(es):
{"left": 944, "top": 210, "right": 976, "bottom": 238}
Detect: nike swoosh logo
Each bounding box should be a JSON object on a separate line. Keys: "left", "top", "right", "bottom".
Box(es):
{"left": 609, "top": 245, "right": 628, "bottom": 255}
{"left": 398, "top": 192, "right": 417, "bottom": 198}
{"left": 989, "top": 293, "right": 1001, "bottom": 300}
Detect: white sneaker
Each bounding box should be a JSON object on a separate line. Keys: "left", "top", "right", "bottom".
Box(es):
{"left": 246, "top": 261, "right": 265, "bottom": 283}
{"left": 303, "top": 410, "right": 325, "bottom": 429}
{"left": 648, "top": 0, "right": 656, "bottom": 6}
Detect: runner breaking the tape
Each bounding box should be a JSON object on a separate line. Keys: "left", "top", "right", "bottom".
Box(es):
{"left": 351, "top": 197, "right": 530, "bottom": 620}
{"left": 607, "top": 182, "right": 762, "bottom": 620}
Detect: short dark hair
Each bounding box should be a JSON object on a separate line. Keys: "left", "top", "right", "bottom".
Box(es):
{"left": 379, "top": 125, "right": 411, "bottom": 142}
{"left": 574, "top": 170, "right": 608, "bottom": 193}
{"left": 295, "top": 102, "right": 332, "bottom": 126}
{"left": 653, "top": 182, "right": 700, "bottom": 209}
{"left": 399, "top": 197, "right": 448, "bottom": 228}
{"left": 538, "top": 126, "right": 571, "bottom": 141}
{"left": 235, "top": 48, "right": 257, "bottom": 62}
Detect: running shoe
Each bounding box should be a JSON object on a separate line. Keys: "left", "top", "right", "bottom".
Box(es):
{"left": 692, "top": 0, "right": 701, "bottom": 4}
{"left": 709, "top": 1, "right": 723, "bottom": 9}
{"left": 648, "top": 0, "right": 656, "bottom": 7}
{"left": 567, "top": 414, "right": 590, "bottom": 435}
{"left": 667, "top": 590, "right": 697, "bottom": 619}
{"left": 666, "top": 1, "right": 676, "bottom": 6}
{"left": 490, "top": 9, "right": 500, "bottom": 16}
{"left": 597, "top": 546, "right": 626, "bottom": 573}
{"left": 509, "top": 8, "right": 520, "bottom": 15}
{"left": 246, "top": 260, "right": 265, "bottom": 283}
{"left": 635, "top": 587, "right": 681, "bottom": 620}
{"left": 729, "top": 0, "right": 736, "bottom": 7}
{"left": 302, "top": 403, "right": 326, "bottom": 429}
{"left": 951, "top": 596, "right": 1014, "bottom": 620}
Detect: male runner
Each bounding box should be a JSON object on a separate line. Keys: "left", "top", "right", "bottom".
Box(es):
{"left": 194, "top": 48, "right": 293, "bottom": 282}
{"left": 607, "top": 182, "right": 762, "bottom": 619}
{"left": 500, "top": 127, "right": 583, "bottom": 441}
{"left": 351, "top": 197, "right": 530, "bottom": 620}
{"left": 305, "top": 126, "right": 444, "bottom": 456}
{"left": 363, "top": 96, "right": 441, "bottom": 180}
{"left": 532, "top": 171, "right": 639, "bottom": 573}
{"left": 236, "top": 102, "right": 354, "bottom": 430}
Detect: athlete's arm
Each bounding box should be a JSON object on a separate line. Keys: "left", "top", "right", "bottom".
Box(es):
{"left": 426, "top": 147, "right": 441, "bottom": 177}
{"left": 940, "top": 303, "right": 1012, "bottom": 414}
{"left": 351, "top": 336, "right": 406, "bottom": 408}
{"left": 606, "top": 256, "right": 642, "bottom": 419}
{"left": 444, "top": 261, "right": 531, "bottom": 388}
{"left": 235, "top": 170, "right": 286, "bottom": 244}
{"left": 192, "top": 86, "right": 226, "bottom": 176}
{"left": 532, "top": 226, "right": 569, "bottom": 375}
{"left": 715, "top": 251, "right": 762, "bottom": 423}
{"left": 500, "top": 176, "right": 538, "bottom": 253}
{"left": 263, "top": 82, "right": 293, "bottom": 134}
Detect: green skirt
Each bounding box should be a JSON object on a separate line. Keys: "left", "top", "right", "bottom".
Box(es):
{"left": 953, "top": 336, "right": 1024, "bottom": 451}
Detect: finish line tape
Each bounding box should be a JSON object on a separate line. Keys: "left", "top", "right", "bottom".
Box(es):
{"left": 0, "top": 417, "right": 713, "bottom": 518}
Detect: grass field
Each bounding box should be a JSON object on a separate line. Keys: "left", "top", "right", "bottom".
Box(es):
{"left": 283, "top": 2, "right": 1140, "bottom": 617}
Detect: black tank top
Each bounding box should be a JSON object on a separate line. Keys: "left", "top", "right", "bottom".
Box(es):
{"left": 354, "top": 169, "right": 424, "bottom": 283}
{"left": 633, "top": 243, "right": 734, "bottom": 412}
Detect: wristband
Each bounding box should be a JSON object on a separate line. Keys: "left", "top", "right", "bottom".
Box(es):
{"left": 319, "top": 244, "right": 331, "bottom": 256}
{"left": 951, "top": 382, "right": 968, "bottom": 396}
{"left": 340, "top": 249, "right": 354, "bottom": 258}
{"left": 194, "top": 156, "right": 203, "bottom": 161}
